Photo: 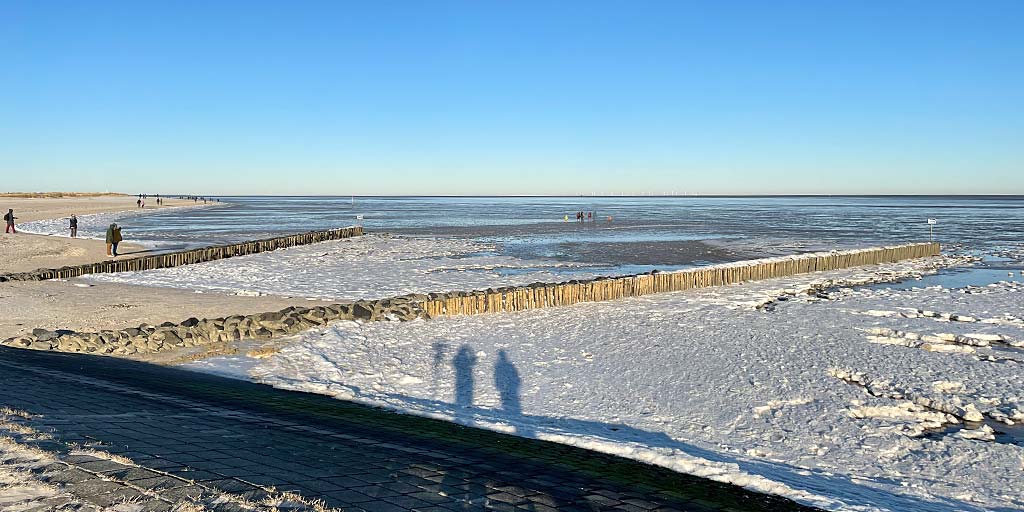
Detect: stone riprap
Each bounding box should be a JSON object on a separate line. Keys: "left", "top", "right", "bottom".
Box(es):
{"left": 2, "top": 243, "right": 941, "bottom": 356}
{"left": 0, "top": 226, "right": 363, "bottom": 282}
{"left": 3, "top": 296, "right": 426, "bottom": 356}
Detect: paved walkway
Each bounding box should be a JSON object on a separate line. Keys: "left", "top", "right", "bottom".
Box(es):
{"left": 0, "top": 347, "right": 818, "bottom": 512}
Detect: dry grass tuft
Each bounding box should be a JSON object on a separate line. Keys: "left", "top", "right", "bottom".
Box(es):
{"left": 0, "top": 420, "right": 52, "bottom": 440}
{"left": 69, "top": 447, "right": 134, "bottom": 466}
{"left": 171, "top": 502, "right": 209, "bottom": 512}
{"left": 0, "top": 407, "right": 34, "bottom": 419}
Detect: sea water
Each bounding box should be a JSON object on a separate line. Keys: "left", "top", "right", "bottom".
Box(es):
{"left": 22, "top": 195, "right": 1024, "bottom": 277}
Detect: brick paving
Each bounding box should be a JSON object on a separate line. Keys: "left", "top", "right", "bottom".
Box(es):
{"left": 0, "top": 347, "right": 819, "bottom": 511}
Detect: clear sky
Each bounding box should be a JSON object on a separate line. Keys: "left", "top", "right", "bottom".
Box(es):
{"left": 2, "top": 1, "right": 1021, "bottom": 195}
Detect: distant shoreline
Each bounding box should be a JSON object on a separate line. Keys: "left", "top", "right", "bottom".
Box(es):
{"left": 181, "top": 194, "right": 1024, "bottom": 199}
{"left": 0, "top": 192, "right": 129, "bottom": 198}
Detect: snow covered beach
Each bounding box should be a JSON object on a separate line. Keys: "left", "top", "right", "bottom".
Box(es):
{"left": 172, "top": 248, "right": 1024, "bottom": 512}
{"left": 11, "top": 196, "right": 1024, "bottom": 511}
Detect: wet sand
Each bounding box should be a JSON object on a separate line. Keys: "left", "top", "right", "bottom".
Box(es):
{"left": 395, "top": 222, "right": 756, "bottom": 267}
{"left": 507, "top": 239, "right": 747, "bottom": 267}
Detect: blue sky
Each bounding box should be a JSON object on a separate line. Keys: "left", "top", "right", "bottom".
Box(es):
{"left": 2, "top": 1, "right": 1021, "bottom": 195}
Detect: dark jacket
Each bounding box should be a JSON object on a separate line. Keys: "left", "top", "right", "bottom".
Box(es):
{"left": 105, "top": 225, "right": 115, "bottom": 243}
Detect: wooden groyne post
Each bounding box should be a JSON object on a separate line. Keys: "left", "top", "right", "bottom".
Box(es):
{"left": 420, "top": 242, "right": 941, "bottom": 318}
{"left": 0, "top": 226, "right": 364, "bottom": 282}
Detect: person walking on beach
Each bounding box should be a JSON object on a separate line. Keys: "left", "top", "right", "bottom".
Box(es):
{"left": 69, "top": 214, "right": 78, "bottom": 238}
{"left": 3, "top": 209, "right": 16, "bottom": 233}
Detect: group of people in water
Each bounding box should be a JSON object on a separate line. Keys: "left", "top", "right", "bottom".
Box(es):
{"left": 565, "top": 211, "right": 611, "bottom": 222}
{"left": 179, "top": 194, "right": 218, "bottom": 204}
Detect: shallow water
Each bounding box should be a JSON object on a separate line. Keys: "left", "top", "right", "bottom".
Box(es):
{"left": 869, "top": 265, "right": 1024, "bottom": 290}
{"left": 22, "top": 196, "right": 1024, "bottom": 271}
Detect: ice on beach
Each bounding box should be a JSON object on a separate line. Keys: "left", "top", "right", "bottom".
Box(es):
{"left": 85, "top": 235, "right": 606, "bottom": 300}
{"left": 214, "top": 267, "right": 1024, "bottom": 512}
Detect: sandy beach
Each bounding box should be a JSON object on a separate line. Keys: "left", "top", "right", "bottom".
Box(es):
{"left": 0, "top": 195, "right": 310, "bottom": 349}
{"left": 0, "top": 279, "right": 312, "bottom": 348}
{"left": 0, "top": 195, "right": 192, "bottom": 273}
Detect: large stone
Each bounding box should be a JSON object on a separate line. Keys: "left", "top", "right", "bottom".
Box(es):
{"left": 219, "top": 329, "right": 241, "bottom": 342}
{"left": 163, "top": 331, "right": 183, "bottom": 346}
{"left": 352, "top": 302, "right": 374, "bottom": 320}
{"left": 57, "top": 337, "right": 83, "bottom": 352}
{"left": 29, "top": 340, "right": 54, "bottom": 350}
{"left": 32, "top": 328, "right": 58, "bottom": 341}
{"left": 258, "top": 311, "right": 287, "bottom": 323}
{"left": 8, "top": 337, "right": 33, "bottom": 347}
{"left": 252, "top": 327, "right": 274, "bottom": 340}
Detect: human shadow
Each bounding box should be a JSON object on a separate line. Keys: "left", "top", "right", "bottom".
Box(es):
{"left": 493, "top": 349, "right": 532, "bottom": 438}
{"left": 452, "top": 344, "right": 477, "bottom": 424}
{"left": 365, "top": 342, "right": 1010, "bottom": 512}
{"left": 430, "top": 341, "right": 449, "bottom": 401}
{"left": 2, "top": 346, "right": 1012, "bottom": 512}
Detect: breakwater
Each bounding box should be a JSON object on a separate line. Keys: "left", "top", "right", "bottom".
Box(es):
{"left": 2, "top": 242, "right": 941, "bottom": 356}
{"left": 421, "top": 243, "right": 941, "bottom": 317}
{"left": 0, "top": 226, "right": 364, "bottom": 282}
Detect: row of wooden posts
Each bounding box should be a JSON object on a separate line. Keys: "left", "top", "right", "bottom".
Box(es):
{"left": 10, "top": 226, "right": 364, "bottom": 281}
{"left": 421, "top": 242, "right": 940, "bottom": 318}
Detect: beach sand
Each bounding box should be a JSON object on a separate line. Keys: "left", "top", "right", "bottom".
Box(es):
{"left": 0, "top": 195, "right": 191, "bottom": 274}
{"left": 0, "top": 279, "right": 310, "bottom": 344}
{"left": 1, "top": 195, "right": 310, "bottom": 346}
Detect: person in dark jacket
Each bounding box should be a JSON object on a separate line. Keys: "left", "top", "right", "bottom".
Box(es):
{"left": 105, "top": 223, "right": 116, "bottom": 256}
{"left": 3, "top": 209, "right": 15, "bottom": 233}
{"left": 112, "top": 224, "right": 122, "bottom": 256}
{"left": 69, "top": 214, "right": 78, "bottom": 238}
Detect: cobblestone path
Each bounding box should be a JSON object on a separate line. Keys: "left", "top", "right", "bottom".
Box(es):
{"left": 0, "top": 347, "right": 818, "bottom": 511}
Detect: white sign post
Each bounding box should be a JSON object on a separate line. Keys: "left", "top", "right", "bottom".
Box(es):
{"left": 927, "top": 218, "right": 937, "bottom": 241}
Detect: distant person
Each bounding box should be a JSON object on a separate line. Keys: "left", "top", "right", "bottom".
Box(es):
{"left": 136, "top": 198, "right": 142, "bottom": 208}
{"left": 564, "top": 215, "right": 568, "bottom": 222}
{"left": 3, "top": 209, "right": 16, "bottom": 233}
{"left": 69, "top": 214, "right": 78, "bottom": 237}
{"left": 587, "top": 212, "right": 592, "bottom": 221}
